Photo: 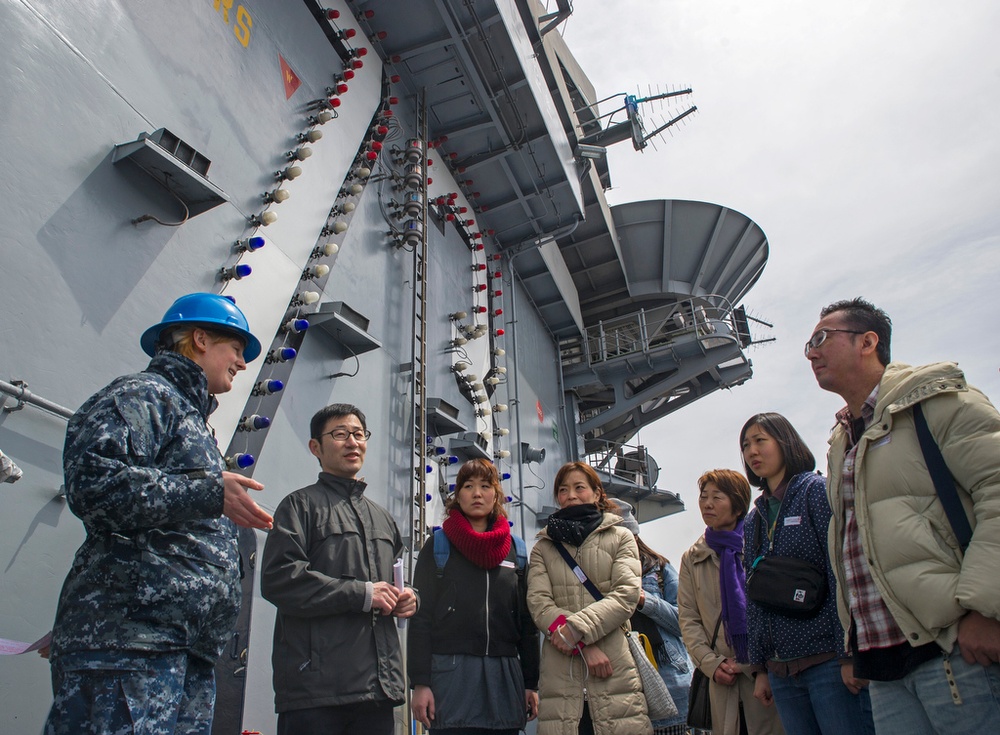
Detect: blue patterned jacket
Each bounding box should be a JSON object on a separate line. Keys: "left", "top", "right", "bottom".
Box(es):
{"left": 743, "top": 471, "right": 847, "bottom": 667}
{"left": 51, "top": 351, "right": 239, "bottom": 666}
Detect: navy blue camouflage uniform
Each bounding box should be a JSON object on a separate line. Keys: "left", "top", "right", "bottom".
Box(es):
{"left": 45, "top": 351, "right": 240, "bottom": 735}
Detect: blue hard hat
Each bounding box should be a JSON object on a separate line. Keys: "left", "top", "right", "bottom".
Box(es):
{"left": 140, "top": 293, "right": 262, "bottom": 362}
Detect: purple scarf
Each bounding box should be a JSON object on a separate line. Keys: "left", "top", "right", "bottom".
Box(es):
{"left": 704, "top": 518, "right": 749, "bottom": 663}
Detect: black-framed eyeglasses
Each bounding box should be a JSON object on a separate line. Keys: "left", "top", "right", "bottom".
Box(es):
{"left": 804, "top": 328, "right": 866, "bottom": 357}
{"left": 322, "top": 429, "right": 372, "bottom": 443}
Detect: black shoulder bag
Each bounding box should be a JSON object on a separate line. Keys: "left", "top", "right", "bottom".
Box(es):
{"left": 745, "top": 505, "right": 827, "bottom": 617}
{"left": 913, "top": 402, "right": 973, "bottom": 552}
{"left": 686, "top": 615, "right": 720, "bottom": 730}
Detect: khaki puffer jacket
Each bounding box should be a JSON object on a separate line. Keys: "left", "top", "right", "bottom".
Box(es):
{"left": 826, "top": 362, "right": 1000, "bottom": 651}
{"left": 527, "top": 513, "right": 651, "bottom": 735}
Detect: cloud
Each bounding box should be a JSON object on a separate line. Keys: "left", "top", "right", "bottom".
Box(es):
{"left": 561, "top": 0, "right": 1000, "bottom": 565}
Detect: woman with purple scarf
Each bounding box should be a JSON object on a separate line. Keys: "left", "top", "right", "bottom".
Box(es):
{"left": 678, "top": 469, "right": 785, "bottom": 735}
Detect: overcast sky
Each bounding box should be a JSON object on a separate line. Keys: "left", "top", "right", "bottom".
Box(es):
{"left": 561, "top": 0, "right": 1000, "bottom": 565}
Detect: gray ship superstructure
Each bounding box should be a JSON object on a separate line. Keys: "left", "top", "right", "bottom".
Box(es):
{"left": 0, "top": 1, "right": 767, "bottom": 732}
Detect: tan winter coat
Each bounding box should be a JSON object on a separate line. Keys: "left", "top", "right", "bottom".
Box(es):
{"left": 527, "top": 512, "right": 652, "bottom": 735}
{"left": 826, "top": 361, "right": 1000, "bottom": 651}
{"left": 678, "top": 535, "right": 784, "bottom": 735}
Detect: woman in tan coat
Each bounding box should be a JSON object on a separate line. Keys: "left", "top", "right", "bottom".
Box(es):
{"left": 678, "top": 469, "right": 784, "bottom": 735}
{"left": 527, "top": 462, "right": 652, "bottom": 735}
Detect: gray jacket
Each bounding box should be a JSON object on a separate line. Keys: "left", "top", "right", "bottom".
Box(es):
{"left": 261, "top": 473, "right": 406, "bottom": 712}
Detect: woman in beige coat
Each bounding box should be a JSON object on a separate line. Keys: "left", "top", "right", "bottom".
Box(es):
{"left": 527, "top": 462, "right": 652, "bottom": 735}
{"left": 678, "top": 469, "right": 784, "bottom": 735}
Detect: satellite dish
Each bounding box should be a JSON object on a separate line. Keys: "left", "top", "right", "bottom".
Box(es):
{"left": 613, "top": 448, "right": 660, "bottom": 488}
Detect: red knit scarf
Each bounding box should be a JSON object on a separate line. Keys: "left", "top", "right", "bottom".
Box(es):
{"left": 441, "top": 508, "right": 512, "bottom": 569}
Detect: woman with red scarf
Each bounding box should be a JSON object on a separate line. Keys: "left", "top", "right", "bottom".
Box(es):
{"left": 408, "top": 459, "right": 539, "bottom": 734}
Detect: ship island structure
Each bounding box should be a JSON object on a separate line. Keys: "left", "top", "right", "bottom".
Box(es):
{"left": 0, "top": 1, "right": 768, "bottom": 732}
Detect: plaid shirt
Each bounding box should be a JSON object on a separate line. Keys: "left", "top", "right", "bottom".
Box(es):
{"left": 836, "top": 384, "right": 907, "bottom": 651}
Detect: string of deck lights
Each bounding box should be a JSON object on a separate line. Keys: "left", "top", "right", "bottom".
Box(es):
{"left": 221, "top": 51, "right": 398, "bottom": 471}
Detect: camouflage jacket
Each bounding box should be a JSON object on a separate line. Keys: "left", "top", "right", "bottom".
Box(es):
{"left": 51, "top": 351, "right": 240, "bottom": 666}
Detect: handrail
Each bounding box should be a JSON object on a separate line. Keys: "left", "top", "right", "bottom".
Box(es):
{"left": 0, "top": 379, "right": 74, "bottom": 420}
{"left": 584, "top": 294, "right": 739, "bottom": 366}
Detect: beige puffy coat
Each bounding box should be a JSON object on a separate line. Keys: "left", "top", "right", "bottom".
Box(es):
{"left": 678, "top": 536, "right": 784, "bottom": 735}
{"left": 527, "top": 513, "right": 652, "bottom": 735}
{"left": 826, "top": 362, "right": 1000, "bottom": 651}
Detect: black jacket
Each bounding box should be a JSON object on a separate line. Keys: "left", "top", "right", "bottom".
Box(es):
{"left": 261, "top": 473, "right": 406, "bottom": 712}
{"left": 408, "top": 531, "right": 539, "bottom": 689}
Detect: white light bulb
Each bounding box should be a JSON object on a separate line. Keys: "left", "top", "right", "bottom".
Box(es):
{"left": 341, "top": 202, "right": 356, "bottom": 213}
{"left": 300, "top": 291, "right": 320, "bottom": 305}
{"left": 332, "top": 221, "right": 348, "bottom": 234}
{"left": 322, "top": 242, "right": 340, "bottom": 256}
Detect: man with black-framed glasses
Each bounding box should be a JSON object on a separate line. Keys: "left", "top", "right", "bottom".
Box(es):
{"left": 807, "top": 297, "right": 1000, "bottom": 735}
{"left": 261, "top": 403, "right": 417, "bottom": 735}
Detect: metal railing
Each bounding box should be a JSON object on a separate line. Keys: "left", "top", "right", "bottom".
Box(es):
{"left": 583, "top": 295, "right": 740, "bottom": 366}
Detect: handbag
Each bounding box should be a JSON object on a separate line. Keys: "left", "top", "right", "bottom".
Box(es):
{"left": 552, "top": 542, "right": 677, "bottom": 721}
{"left": 686, "top": 615, "right": 720, "bottom": 730}
{"left": 627, "top": 630, "right": 679, "bottom": 720}
{"left": 745, "top": 507, "right": 827, "bottom": 616}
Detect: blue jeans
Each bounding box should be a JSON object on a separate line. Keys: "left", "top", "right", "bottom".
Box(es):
{"left": 868, "top": 645, "right": 1000, "bottom": 735}
{"left": 768, "top": 657, "right": 875, "bottom": 735}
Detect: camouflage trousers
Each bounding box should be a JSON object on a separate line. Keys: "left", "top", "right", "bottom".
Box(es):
{"left": 45, "top": 652, "right": 216, "bottom": 735}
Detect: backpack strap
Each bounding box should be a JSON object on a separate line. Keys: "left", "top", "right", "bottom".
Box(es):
{"left": 432, "top": 528, "right": 450, "bottom": 577}
{"left": 435, "top": 528, "right": 527, "bottom": 575}
{"left": 511, "top": 534, "right": 527, "bottom": 572}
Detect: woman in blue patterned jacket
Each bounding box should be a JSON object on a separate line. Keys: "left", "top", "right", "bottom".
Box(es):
{"left": 740, "top": 412, "right": 875, "bottom": 735}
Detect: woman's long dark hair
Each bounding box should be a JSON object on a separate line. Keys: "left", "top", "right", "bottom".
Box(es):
{"left": 635, "top": 535, "right": 668, "bottom": 575}
{"left": 739, "top": 412, "right": 816, "bottom": 488}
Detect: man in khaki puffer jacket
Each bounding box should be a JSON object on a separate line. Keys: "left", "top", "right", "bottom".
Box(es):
{"left": 807, "top": 297, "right": 1000, "bottom": 735}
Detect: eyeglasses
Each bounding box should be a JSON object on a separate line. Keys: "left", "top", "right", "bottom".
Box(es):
{"left": 321, "top": 429, "right": 372, "bottom": 443}
{"left": 803, "top": 328, "right": 866, "bottom": 357}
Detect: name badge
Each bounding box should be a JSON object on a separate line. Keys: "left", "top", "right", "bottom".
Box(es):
{"left": 573, "top": 566, "right": 587, "bottom": 583}
{"left": 784, "top": 516, "right": 802, "bottom": 526}
{"left": 500, "top": 560, "right": 515, "bottom": 569}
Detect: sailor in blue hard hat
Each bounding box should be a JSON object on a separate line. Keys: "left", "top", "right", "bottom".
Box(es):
{"left": 44, "top": 292, "right": 273, "bottom": 734}
{"left": 141, "top": 291, "right": 263, "bottom": 362}
{"left": 140, "top": 292, "right": 263, "bottom": 395}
